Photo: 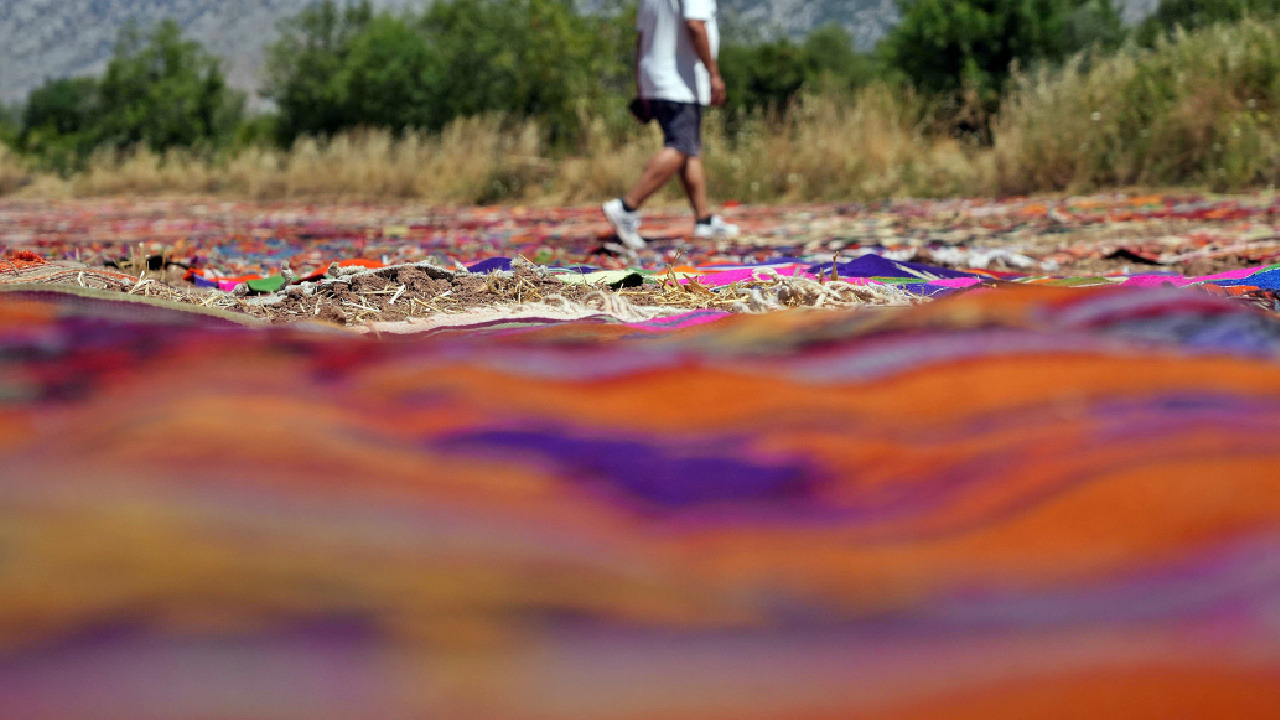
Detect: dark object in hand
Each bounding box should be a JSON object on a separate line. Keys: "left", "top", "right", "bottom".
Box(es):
{"left": 629, "top": 98, "right": 653, "bottom": 124}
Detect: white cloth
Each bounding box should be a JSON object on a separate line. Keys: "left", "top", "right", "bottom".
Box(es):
{"left": 637, "top": 0, "right": 719, "bottom": 106}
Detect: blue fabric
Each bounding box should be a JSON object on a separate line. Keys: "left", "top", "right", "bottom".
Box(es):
{"left": 898, "top": 283, "right": 963, "bottom": 298}
{"left": 438, "top": 431, "right": 813, "bottom": 511}
{"left": 468, "top": 258, "right": 513, "bottom": 273}
{"left": 467, "top": 259, "right": 600, "bottom": 275}
{"left": 1212, "top": 269, "right": 1280, "bottom": 291}
{"left": 808, "top": 254, "right": 976, "bottom": 280}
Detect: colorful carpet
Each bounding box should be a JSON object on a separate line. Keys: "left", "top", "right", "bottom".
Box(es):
{"left": 5, "top": 193, "right": 1280, "bottom": 286}
{"left": 8, "top": 195, "right": 1280, "bottom": 316}
{"left": 2, "top": 284, "right": 1280, "bottom": 718}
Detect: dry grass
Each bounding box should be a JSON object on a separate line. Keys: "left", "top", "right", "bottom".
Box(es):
{"left": 995, "top": 19, "right": 1280, "bottom": 193}
{"left": 0, "top": 144, "right": 35, "bottom": 196}
{"left": 3, "top": 84, "right": 989, "bottom": 204}
{"left": 704, "top": 85, "right": 994, "bottom": 202}
{"left": 67, "top": 116, "right": 549, "bottom": 201}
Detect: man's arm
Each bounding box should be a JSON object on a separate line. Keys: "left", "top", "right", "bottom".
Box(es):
{"left": 685, "top": 20, "right": 725, "bottom": 106}
{"left": 635, "top": 31, "right": 644, "bottom": 100}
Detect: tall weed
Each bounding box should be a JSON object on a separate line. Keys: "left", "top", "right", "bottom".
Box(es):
{"left": 996, "top": 19, "right": 1280, "bottom": 193}
{"left": 20, "top": 84, "right": 986, "bottom": 204}
{"left": 0, "top": 144, "right": 33, "bottom": 195}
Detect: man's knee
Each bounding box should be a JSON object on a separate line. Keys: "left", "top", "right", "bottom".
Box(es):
{"left": 659, "top": 145, "right": 689, "bottom": 162}
{"left": 664, "top": 144, "right": 699, "bottom": 161}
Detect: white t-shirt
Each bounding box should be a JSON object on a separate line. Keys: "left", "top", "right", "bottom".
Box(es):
{"left": 637, "top": 0, "right": 719, "bottom": 106}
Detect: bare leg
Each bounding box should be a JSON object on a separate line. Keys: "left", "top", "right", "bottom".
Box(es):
{"left": 678, "top": 155, "right": 710, "bottom": 220}
{"left": 624, "top": 147, "right": 687, "bottom": 210}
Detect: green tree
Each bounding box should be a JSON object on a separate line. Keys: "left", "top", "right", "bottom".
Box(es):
{"left": 721, "top": 39, "right": 809, "bottom": 116}
{"left": 416, "top": 0, "right": 525, "bottom": 125}
{"left": 501, "top": 0, "right": 614, "bottom": 137}
{"left": 262, "top": 0, "right": 376, "bottom": 141}
{"left": 0, "top": 103, "right": 20, "bottom": 147}
{"left": 265, "top": 0, "right": 631, "bottom": 145}
{"left": 17, "top": 77, "right": 101, "bottom": 170}
{"left": 418, "top": 0, "right": 622, "bottom": 140}
{"left": 803, "top": 23, "right": 879, "bottom": 92}
{"left": 95, "top": 19, "right": 244, "bottom": 152}
{"left": 20, "top": 77, "right": 98, "bottom": 140}
{"left": 719, "top": 24, "right": 878, "bottom": 135}
{"left": 1137, "top": 0, "right": 1280, "bottom": 45}
{"left": 336, "top": 14, "right": 437, "bottom": 131}
{"left": 883, "top": 0, "right": 1123, "bottom": 101}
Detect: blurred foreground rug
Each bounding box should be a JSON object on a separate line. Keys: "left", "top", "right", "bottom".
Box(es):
{"left": 2, "top": 285, "right": 1280, "bottom": 719}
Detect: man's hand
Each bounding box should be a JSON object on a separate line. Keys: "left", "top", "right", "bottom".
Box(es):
{"left": 710, "top": 73, "right": 727, "bottom": 107}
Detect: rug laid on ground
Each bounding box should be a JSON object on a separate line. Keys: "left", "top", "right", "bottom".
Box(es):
{"left": 5, "top": 193, "right": 1280, "bottom": 283}
{"left": 2, "top": 285, "right": 1280, "bottom": 719}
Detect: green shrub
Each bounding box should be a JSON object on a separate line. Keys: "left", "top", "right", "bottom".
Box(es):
{"left": 884, "top": 0, "right": 1124, "bottom": 106}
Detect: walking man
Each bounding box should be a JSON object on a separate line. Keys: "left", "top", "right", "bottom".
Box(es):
{"left": 602, "top": 0, "right": 740, "bottom": 248}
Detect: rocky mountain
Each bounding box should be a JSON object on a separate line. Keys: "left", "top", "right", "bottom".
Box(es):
{"left": 0, "top": 0, "right": 1161, "bottom": 105}
{"left": 719, "top": 0, "right": 900, "bottom": 48}
{"left": 722, "top": 0, "right": 1161, "bottom": 45}
{"left": 0, "top": 0, "right": 417, "bottom": 104}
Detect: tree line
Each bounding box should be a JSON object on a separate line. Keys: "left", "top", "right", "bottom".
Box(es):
{"left": 2, "top": 0, "right": 1279, "bottom": 169}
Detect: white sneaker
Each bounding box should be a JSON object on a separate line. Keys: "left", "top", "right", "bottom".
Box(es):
{"left": 693, "top": 215, "right": 740, "bottom": 239}
{"left": 602, "top": 199, "right": 645, "bottom": 249}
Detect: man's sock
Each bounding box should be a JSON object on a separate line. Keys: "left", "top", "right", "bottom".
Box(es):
{"left": 696, "top": 216, "right": 714, "bottom": 225}
{"left": 620, "top": 199, "right": 637, "bottom": 214}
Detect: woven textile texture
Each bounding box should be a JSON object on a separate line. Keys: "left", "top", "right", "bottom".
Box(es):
{"left": 2, "top": 285, "right": 1280, "bottom": 719}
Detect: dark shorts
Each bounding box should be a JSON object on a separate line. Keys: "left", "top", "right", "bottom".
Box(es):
{"left": 648, "top": 100, "right": 703, "bottom": 157}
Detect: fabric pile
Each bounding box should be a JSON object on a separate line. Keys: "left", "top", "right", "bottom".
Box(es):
{"left": 2, "top": 283, "right": 1280, "bottom": 718}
